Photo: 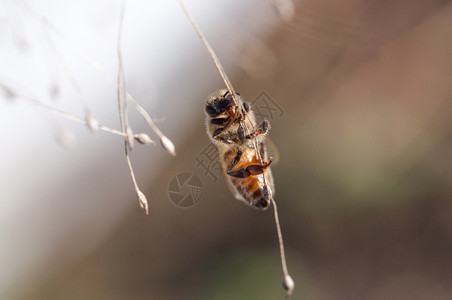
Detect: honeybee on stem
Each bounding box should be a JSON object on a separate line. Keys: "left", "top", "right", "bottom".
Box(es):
{"left": 205, "top": 89, "right": 274, "bottom": 210}
{"left": 179, "top": 0, "right": 294, "bottom": 297}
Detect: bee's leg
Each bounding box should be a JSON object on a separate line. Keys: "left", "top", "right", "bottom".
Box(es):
{"left": 213, "top": 108, "right": 238, "bottom": 140}
{"left": 259, "top": 142, "right": 265, "bottom": 159}
{"left": 246, "top": 120, "right": 269, "bottom": 139}
{"left": 246, "top": 157, "right": 273, "bottom": 175}
{"left": 258, "top": 120, "right": 269, "bottom": 136}
{"left": 236, "top": 103, "right": 252, "bottom": 142}
{"left": 225, "top": 148, "right": 243, "bottom": 172}
{"left": 227, "top": 168, "right": 250, "bottom": 178}
{"left": 212, "top": 127, "right": 224, "bottom": 138}
{"left": 216, "top": 136, "right": 234, "bottom": 144}
{"left": 242, "top": 102, "right": 249, "bottom": 112}
{"left": 211, "top": 117, "right": 234, "bottom": 144}
{"left": 210, "top": 117, "right": 229, "bottom": 125}
{"left": 227, "top": 157, "right": 273, "bottom": 178}
{"left": 237, "top": 123, "right": 246, "bottom": 142}
{"left": 212, "top": 128, "right": 233, "bottom": 144}
{"left": 223, "top": 90, "right": 241, "bottom": 97}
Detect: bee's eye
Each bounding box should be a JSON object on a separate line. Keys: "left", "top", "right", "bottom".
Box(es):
{"left": 218, "top": 98, "right": 234, "bottom": 112}
{"left": 205, "top": 105, "right": 217, "bottom": 116}
{"left": 205, "top": 100, "right": 220, "bottom": 117}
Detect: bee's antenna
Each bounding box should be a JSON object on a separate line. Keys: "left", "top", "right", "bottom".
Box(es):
{"left": 272, "top": 198, "right": 295, "bottom": 298}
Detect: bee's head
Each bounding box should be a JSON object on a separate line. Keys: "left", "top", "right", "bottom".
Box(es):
{"left": 205, "top": 89, "right": 237, "bottom": 117}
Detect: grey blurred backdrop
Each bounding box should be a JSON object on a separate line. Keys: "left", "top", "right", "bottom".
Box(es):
{"left": 1, "top": 0, "right": 452, "bottom": 299}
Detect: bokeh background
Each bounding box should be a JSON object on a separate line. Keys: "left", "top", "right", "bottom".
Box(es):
{"left": 1, "top": 0, "right": 452, "bottom": 299}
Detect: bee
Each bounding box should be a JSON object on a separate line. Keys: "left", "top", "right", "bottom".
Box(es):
{"left": 205, "top": 88, "right": 274, "bottom": 210}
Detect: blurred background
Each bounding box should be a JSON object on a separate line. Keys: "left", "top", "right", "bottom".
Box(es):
{"left": 1, "top": 0, "right": 452, "bottom": 299}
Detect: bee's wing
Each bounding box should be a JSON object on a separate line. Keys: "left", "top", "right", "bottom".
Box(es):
{"left": 264, "top": 137, "right": 280, "bottom": 165}
{"left": 224, "top": 175, "right": 246, "bottom": 202}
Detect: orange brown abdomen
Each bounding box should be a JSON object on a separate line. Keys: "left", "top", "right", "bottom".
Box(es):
{"left": 222, "top": 147, "right": 273, "bottom": 209}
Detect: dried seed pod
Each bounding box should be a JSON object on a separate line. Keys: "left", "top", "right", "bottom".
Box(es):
{"left": 137, "top": 190, "right": 149, "bottom": 215}
{"left": 283, "top": 275, "right": 295, "bottom": 297}
{"left": 160, "top": 135, "right": 176, "bottom": 156}
{"left": 134, "top": 133, "right": 154, "bottom": 145}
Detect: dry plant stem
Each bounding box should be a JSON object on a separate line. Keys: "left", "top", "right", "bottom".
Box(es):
{"left": 117, "top": 3, "right": 133, "bottom": 152}
{"left": 0, "top": 81, "right": 131, "bottom": 137}
{"left": 117, "top": 0, "right": 149, "bottom": 215}
{"left": 177, "top": 0, "right": 238, "bottom": 104}
{"left": 17, "top": 0, "right": 173, "bottom": 151}
{"left": 117, "top": 0, "right": 127, "bottom": 140}
{"left": 272, "top": 199, "right": 294, "bottom": 298}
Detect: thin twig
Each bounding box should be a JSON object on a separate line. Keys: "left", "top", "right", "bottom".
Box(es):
{"left": 272, "top": 199, "right": 295, "bottom": 298}
{"left": 117, "top": 0, "right": 149, "bottom": 214}
{"left": 0, "top": 82, "right": 123, "bottom": 137}
{"left": 117, "top": 0, "right": 134, "bottom": 151}
{"left": 177, "top": 0, "right": 238, "bottom": 105}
